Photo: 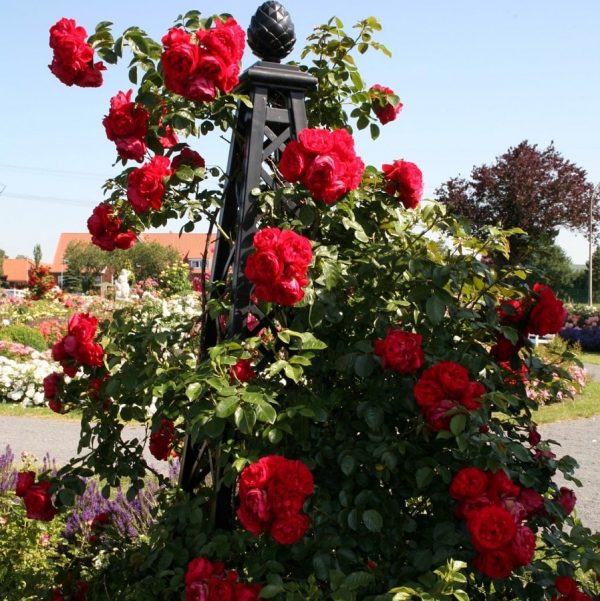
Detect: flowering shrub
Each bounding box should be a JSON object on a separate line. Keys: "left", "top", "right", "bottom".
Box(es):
{"left": 560, "top": 307, "right": 600, "bottom": 352}
{"left": 0, "top": 352, "right": 56, "bottom": 406}
{"left": 39, "top": 7, "right": 600, "bottom": 601}
{"left": 28, "top": 265, "right": 56, "bottom": 300}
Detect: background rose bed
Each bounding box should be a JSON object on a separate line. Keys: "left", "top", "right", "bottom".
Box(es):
{"left": 2, "top": 6, "right": 600, "bottom": 601}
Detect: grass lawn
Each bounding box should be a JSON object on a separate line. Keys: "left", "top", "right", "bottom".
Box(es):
{"left": 578, "top": 351, "right": 600, "bottom": 366}
{"left": 0, "top": 404, "right": 80, "bottom": 421}
{"left": 535, "top": 381, "right": 600, "bottom": 424}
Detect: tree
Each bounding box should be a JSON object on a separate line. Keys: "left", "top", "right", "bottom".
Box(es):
{"left": 110, "top": 242, "right": 181, "bottom": 281}
{"left": 436, "top": 141, "right": 594, "bottom": 260}
{"left": 0, "top": 247, "right": 5, "bottom": 277}
{"left": 572, "top": 245, "right": 600, "bottom": 297}
{"left": 33, "top": 243, "right": 42, "bottom": 268}
{"left": 526, "top": 240, "right": 576, "bottom": 293}
{"left": 63, "top": 240, "right": 108, "bottom": 292}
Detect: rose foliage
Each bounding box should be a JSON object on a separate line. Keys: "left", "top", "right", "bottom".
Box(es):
{"left": 40, "top": 10, "right": 600, "bottom": 601}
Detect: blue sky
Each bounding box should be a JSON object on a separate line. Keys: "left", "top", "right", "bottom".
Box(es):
{"left": 0, "top": 1, "right": 599, "bottom": 265}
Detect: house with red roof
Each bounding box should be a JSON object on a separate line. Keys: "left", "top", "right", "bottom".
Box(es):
{"left": 1, "top": 258, "right": 35, "bottom": 288}
{"left": 51, "top": 232, "right": 215, "bottom": 287}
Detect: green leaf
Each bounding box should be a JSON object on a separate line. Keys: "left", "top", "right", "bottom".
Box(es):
{"left": 340, "top": 454, "right": 356, "bottom": 476}
{"left": 425, "top": 295, "right": 445, "bottom": 324}
{"left": 362, "top": 509, "right": 383, "bottom": 532}
{"left": 363, "top": 404, "right": 384, "bottom": 430}
{"left": 370, "top": 123, "right": 380, "bottom": 140}
{"left": 255, "top": 402, "right": 277, "bottom": 424}
{"left": 234, "top": 405, "right": 256, "bottom": 435}
{"left": 215, "top": 396, "right": 239, "bottom": 418}
{"left": 450, "top": 414, "right": 467, "bottom": 436}
{"left": 186, "top": 382, "right": 202, "bottom": 401}
{"left": 415, "top": 466, "right": 433, "bottom": 489}
{"left": 354, "top": 354, "right": 375, "bottom": 378}
{"left": 259, "top": 584, "right": 284, "bottom": 598}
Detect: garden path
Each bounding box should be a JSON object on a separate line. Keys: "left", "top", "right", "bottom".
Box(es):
{"left": 0, "top": 416, "right": 167, "bottom": 474}
{"left": 0, "top": 411, "right": 598, "bottom": 532}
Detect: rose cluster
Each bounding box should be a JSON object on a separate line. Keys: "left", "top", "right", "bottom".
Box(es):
{"left": 161, "top": 17, "right": 245, "bottom": 102}
{"left": 15, "top": 471, "right": 57, "bottom": 521}
{"left": 51, "top": 313, "right": 104, "bottom": 377}
{"left": 369, "top": 84, "right": 403, "bottom": 124}
{"left": 244, "top": 227, "right": 313, "bottom": 306}
{"left": 49, "top": 18, "right": 105, "bottom": 87}
{"left": 127, "top": 155, "right": 173, "bottom": 214}
{"left": 237, "top": 455, "right": 314, "bottom": 545}
{"left": 102, "top": 90, "right": 150, "bottom": 162}
{"left": 551, "top": 576, "right": 594, "bottom": 601}
{"left": 492, "top": 283, "right": 567, "bottom": 361}
{"left": 87, "top": 202, "right": 137, "bottom": 251}
{"left": 381, "top": 159, "right": 423, "bottom": 209}
{"left": 43, "top": 372, "right": 65, "bottom": 413}
{"left": 450, "top": 468, "right": 544, "bottom": 579}
{"left": 413, "top": 362, "right": 485, "bottom": 430}
{"left": 230, "top": 359, "right": 257, "bottom": 383}
{"left": 373, "top": 329, "right": 424, "bottom": 374}
{"left": 149, "top": 418, "right": 176, "bottom": 461}
{"left": 278, "top": 128, "right": 365, "bottom": 204}
{"left": 185, "top": 557, "right": 261, "bottom": 601}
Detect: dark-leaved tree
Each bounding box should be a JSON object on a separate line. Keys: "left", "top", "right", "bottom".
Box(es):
{"left": 436, "top": 141, "right": 595, "bottom": 261}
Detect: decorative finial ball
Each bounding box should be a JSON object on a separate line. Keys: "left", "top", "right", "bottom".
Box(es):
{"left": 247, "top": 1, "right": 296, "bottom": 62}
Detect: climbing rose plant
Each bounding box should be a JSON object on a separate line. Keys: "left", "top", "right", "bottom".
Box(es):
{"left": 38, "top": 9, "right": 600, "bottom": 601}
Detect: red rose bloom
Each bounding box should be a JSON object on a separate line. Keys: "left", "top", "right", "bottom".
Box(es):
{"left": 185, "top": 556, "right": 260, "bottom": 601}
{"left": 102, "top": 90, "right": 150, "bottom": 162}
{"left": 270, "top": 512, "right": 310, "bottom": 545}
{"left": 15, "top": 471, "right": 36, "bottom": 498}
{"left": 526, "top": 283, "right": 567, "bottom": 336}
{"left": 230, "top": 359, "right": 257, "bottom": 383}
{"left": 472, "top": 549, "right": 514, "bottom": 579}
{"left": 244, "top": 227, "right": 312, "bottom": 306}
{"left": 509, "top": 525, "right": 536, "bottom": 566}
{"left": 557, "top": 487, "right": 576, "bottom": 515}
{"left": 413, "top": 362, "right": 485, "bottom": 430}
{"left": 382, "top": 160, "right": 423, "bottom": 209}
{"left": 43, "top": 372, "right": 64, "bottom": 400}
{"left": 23, "top": 480, "right": 58, "bottom": 521}
{"left": 172, "top": 148, "right": 206, "bottom": 171}
{"left": 487, "top": 470, "right": 521, "bottom": 501}
{"left": 278, "top": 128, "right": 365, "bottom": 204}
{"left": 237, "top": 455, "right": 313, "bottom": 544}
{"left": 467, "top": 505, "right": 517, "bottom": 551}
{"left": 127, "top": 155, "right": 172, "bottom": 213}
{"left": 519, "top": 488, "right": 545, "bottom": 517}
{"left": 87, "top": 202, "right": 137, "bottom": 251}
{"left": 52, "top": 312, "right": 104, "bottom": 375}
{"left": 373, "top": 329, "right": 424, "bottom": 374}
{"left": 161, "top": 18, "right": 245, "bottom": 102}
{"left": 149, "top": 418, "right": 176, "bottom": 461}
{"left": 49, "top": 18, "right": 105, "bottom": 87}
{"left": 450, "top": 467, "right": 488, "bottom": 501}
{"left": 369, "top": 84, "right": 403, "bottom": 124}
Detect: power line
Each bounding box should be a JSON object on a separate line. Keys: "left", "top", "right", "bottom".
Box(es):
{"left": 1, "top": 192, "right": 94, "bottom": 207}
{"left": 0, "top": 162, "right": 110, "bottom": 180}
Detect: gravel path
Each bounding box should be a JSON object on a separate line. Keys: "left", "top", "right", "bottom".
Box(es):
{"left": 0, "top": 416, "right": 164, "bottom": 473}
{"left": 1, "top": 395, "right": 599, "bottom": 533}
{"left": 539, "top": 415, "right": 600, "bottom": 532}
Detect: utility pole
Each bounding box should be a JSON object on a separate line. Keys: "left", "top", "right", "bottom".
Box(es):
{"left": 590, "top": 184, "right": 599, "bottom": 307}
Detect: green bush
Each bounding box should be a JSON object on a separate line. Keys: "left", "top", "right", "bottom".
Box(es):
{"left": 0, "top": 324, "right": 49, "bottom": 351}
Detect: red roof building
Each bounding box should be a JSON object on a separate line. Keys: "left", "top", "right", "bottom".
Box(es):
{"left": 2, "top": 258, "right": 34, "bottom": 288}
{"left": 51, "top": 232, "right": 215, "bottom": 281}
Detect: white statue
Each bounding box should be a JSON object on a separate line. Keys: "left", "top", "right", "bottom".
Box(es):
{"left": 115, "top": 268, "right": 131, "bottom": 300}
